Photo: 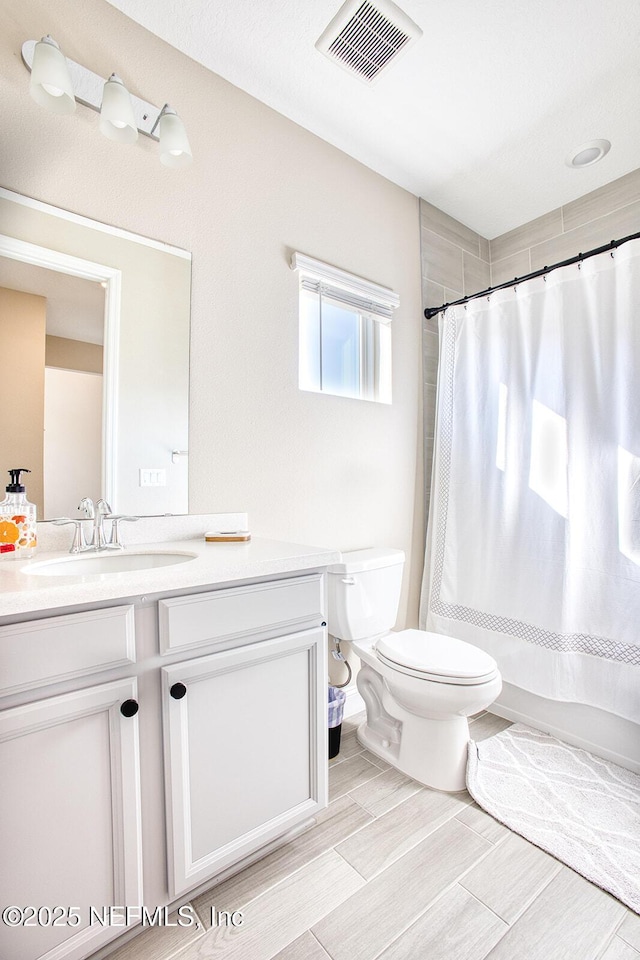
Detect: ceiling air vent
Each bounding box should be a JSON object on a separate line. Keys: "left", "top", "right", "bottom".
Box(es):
{"left": 316, "top": 0, "right": 422, "bottom": 84}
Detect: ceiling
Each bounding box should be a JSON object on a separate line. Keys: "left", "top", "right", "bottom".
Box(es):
{"left": 105, "top": 0, "right": 640, "bottom": 238}
{"left": 0, "top": 258, "right": 105, "bottom": 344}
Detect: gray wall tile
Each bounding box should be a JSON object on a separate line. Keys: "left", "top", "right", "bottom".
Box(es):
{"left": 420, "top": 198, "right": 482, "bottom": 257}
{"left": 423, "top": 279, "right": 445, "bottom": 308}
{"left": 490, "top": 208, "right": 563, "bottom": 262}
{"left": 562, "top": 168, "right": 640, "bottom": 232}
{"left": 424, "top": 437, "right": 435, "bottom": 475}
{"left": 491, "top": 249, "right": 531, "bottom": 286}
{"left": 421, "top": 227, "right": 464, "bottom": 291}
{"left": 423, "top": 331, "right": 439, "bottom": 384}
{"left": 530, "top": 199, "right": 640, "bottom": 271}
{"left": 424, "top": 384, "right": 437, "bottom": 428}
{"left": 463, "top": 250, "right": 491, "bottom": 296}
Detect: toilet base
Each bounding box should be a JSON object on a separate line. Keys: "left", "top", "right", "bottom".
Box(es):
{"left": 355, "top": 661, "right": 473, "bottom": 791}
{"left": 356, "top": 714, "right": 470, "bottom": 792}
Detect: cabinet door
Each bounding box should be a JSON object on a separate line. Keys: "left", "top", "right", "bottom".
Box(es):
{"left": 162, "top": 627, "right": 327, "bottom": 898}
{"left": 0, "top": 678, "right": 143, "bottom": 960}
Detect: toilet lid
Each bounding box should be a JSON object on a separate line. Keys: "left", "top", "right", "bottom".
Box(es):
{"left": 376, "top": 629, "right": 498, "bottom": 683}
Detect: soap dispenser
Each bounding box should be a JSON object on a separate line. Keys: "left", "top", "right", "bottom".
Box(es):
{"left": 0, "top": 468, "right": 37, "bottom": 559}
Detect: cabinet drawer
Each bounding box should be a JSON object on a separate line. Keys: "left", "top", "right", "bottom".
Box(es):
{"left": 0, "top": 605, "right": 136, "bottom": 696}
{"left": 159, "top": 573, "right": 324, "bottom": 655}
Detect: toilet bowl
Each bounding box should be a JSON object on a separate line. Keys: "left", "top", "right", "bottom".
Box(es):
{"left": 328, "top": 549, "right": 502, "bottom": 792}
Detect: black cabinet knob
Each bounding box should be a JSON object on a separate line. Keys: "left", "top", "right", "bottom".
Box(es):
{"left": 321, "top": 621, "right": 327, "bottom": 627}
{"left": 120, "top": 699, "right": 139, "bottom": 718}
{"left": 170, "top": 682, "right": 187, "bottom": 700}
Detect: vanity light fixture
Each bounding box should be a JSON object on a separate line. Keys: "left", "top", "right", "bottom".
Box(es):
{"left": 22, "top": 37, "right": 192, "bottom": 167}
{"left": 99, "top": 74, "right": 138, "bottom": 143}
{"left": 154, "top": 106, "right": 193, "bottom": 168}
{"left": 28, "top": 36, "right": 75, "bottom": 114}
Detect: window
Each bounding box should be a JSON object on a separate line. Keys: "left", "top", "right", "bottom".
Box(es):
{"left": 292, "top": 252, "right": 398, "bottom": 403}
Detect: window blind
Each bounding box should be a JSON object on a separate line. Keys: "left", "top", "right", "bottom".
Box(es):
{"left": 291, "top": 251, "right": 399, "bottom": 322}
{"left": 300, "top": 277, "right": 394, "bottom": 322}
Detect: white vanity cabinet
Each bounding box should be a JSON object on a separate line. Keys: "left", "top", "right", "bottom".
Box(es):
{"left": 162, "top": 626, "right": 326, "bottom": 897}
{"left": 0, "top": 609, "right": 144, "bottom": 960}
{"left": 0, "top": 563, "right": 329, "bottom": 960}
{"left": 159, "top": 573, "right": 327, "bottom": 898}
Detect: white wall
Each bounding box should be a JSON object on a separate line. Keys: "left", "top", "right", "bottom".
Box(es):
{"left": 44, "top": 368, "right": 102, "bottom": 518}
{"left": 0, "top": 0, "right": 424, "bottom": 628}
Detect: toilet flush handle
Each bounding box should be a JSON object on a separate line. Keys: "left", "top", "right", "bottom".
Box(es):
{"left": 341, "top": 576, "right": 356, "bottom": 585}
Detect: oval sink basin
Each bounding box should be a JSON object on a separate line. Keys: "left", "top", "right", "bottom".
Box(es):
{"left": 24, "top": 551, "right": 197, "bottom": 577}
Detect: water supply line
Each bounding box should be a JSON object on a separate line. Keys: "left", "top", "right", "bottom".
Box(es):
{"left": 330, "top": 636, "right": 352, "bottom": 688}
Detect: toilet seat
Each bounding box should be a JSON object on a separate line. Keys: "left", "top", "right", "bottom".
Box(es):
{"left": 375, "top": 629, "right": 499, "bottom": 685}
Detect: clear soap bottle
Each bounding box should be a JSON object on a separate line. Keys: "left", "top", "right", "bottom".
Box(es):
{"left": 0, "top": 468, "right": 37, "bottom": 559}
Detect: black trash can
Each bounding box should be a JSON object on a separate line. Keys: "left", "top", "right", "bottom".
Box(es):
{"left": 328, "top": 686, "right": 347, "bottom": 759}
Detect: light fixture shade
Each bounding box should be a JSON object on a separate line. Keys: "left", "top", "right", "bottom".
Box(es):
{"left": 29, "top": 36, "right": 75, "bottom": 114}
{"left": 565, "top": 139, "right": 611, "bottom": 169}
{"left": 100, "top": 74, "right": 138, "bottom": 143}
{"left": 158, "top": 108, "right": 192, "bottom": 168}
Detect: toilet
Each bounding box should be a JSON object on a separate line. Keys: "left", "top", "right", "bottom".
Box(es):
{"left": 327, "top": 547, "right": 502, "bottom": 792}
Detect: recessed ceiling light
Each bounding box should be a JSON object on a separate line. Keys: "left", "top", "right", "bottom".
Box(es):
{"left": 565, "top": 139, "right": 611, "bottom": 168}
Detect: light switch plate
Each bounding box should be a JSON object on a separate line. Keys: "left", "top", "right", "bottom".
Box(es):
{"left": 140, "top": 468, "right": 167, "bottom": 487}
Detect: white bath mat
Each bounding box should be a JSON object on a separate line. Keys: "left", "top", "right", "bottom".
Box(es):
{"left": 466, "top": 723, "right": 640, "bottom": 914}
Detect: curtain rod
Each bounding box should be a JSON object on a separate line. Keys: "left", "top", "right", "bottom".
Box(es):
{"left": 424, "top": 229, "right": 640, "bottom": 320}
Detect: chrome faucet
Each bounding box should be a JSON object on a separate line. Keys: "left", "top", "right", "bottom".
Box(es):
{"left": 52, "top": 518, "right": 87, "bottom": 553}
{"left": 55, "top": 498, "right": 139, "bottom": 553}
{"left": 95, "top": 499, "right": 113, "bottom": 549}
{"left": 78, "top": 497, "right": 110, "bottom": 550}
{"left": 106, "top": 515, "right": 139, "bottom": 549}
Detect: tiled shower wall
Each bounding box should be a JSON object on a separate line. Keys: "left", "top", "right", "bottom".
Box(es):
{"left": 420, "top": 167, "right": 640, "bottom": 522}
{"left": 490, "top": 167, "right": 640, "bottom": 284}
{"left": 419, "top": 199, "right": 491, "bottom": 517}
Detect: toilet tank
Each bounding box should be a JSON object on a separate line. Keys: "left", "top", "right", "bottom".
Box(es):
{"left": 327, "top": 548, "right": 405, "bottom": 641}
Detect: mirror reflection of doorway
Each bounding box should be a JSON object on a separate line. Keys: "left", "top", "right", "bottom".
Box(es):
{"left": 0, "top": 258, "right": 104, "bottom": 519}
{"left": 43, "top": 367, "right": 102, "bottom": 518}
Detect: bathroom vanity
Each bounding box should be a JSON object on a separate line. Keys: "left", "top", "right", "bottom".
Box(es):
{"left": 0, "top": 525, "right": 338, "bottom": 960}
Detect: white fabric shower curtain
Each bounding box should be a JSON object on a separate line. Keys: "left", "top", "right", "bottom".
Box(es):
{"left": 420, "top": 239, "right": 640, "bottom": 723}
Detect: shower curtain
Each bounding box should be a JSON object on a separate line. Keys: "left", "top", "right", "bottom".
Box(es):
{"left": 420, "top": 239, "right": 640, "bottom": 724}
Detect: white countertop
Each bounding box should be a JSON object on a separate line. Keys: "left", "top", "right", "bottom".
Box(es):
{"left": 0, "top": 537, "right": 341, "bottom": 618}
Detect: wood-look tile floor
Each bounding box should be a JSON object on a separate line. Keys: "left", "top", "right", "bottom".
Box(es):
{"left": 103, "top": 712, "right": 640, "bottom": 960}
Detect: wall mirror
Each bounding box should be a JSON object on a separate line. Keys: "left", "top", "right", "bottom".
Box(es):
{"left": 0, "top": 188, "right": 191, "bottom": 520}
